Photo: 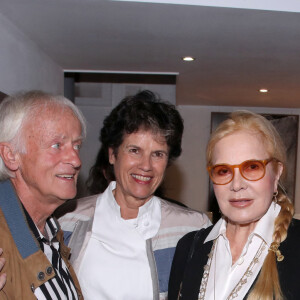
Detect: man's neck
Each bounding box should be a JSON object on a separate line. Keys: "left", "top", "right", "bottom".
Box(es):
{"left": 21, "top": 199, "right": 50, "bottom": 234}
{"left": 10, "top": 178, "right": 59, "bottom": 234}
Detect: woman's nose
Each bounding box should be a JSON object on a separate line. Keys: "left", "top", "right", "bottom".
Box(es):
{"left": 139, "top": 154, "right": 152, "bottom": 171}
{"left": 230, "top": 168, "right": 247, "bottom": 191}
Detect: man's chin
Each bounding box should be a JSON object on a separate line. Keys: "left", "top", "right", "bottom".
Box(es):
{"left": 58, "top": 191, "right": 77, "bottom": 202}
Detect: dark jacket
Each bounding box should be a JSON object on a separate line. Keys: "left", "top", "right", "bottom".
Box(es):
{"left": 168, "top": 219, "right": 300, "bottom": 300}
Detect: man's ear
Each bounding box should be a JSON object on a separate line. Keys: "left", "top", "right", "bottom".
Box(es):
{"left": 108, "top": 148, "right": 116, "bottom": 165}
{"left": 0, "top": 143, "right": 20, "bottom": 171}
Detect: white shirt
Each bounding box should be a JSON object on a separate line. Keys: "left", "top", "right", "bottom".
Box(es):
{"left": 202, "top": 203, "right": 281, "bottom": 300}
{"left": 77, "top": 182, "right": 161, "bottom": 300}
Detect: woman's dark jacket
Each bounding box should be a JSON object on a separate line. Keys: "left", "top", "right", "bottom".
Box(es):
{"left": 168, "top": 219, "right": 300, "bottom": 300}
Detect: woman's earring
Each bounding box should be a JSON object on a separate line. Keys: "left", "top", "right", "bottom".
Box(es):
{"left": 273, "top": 190, "right": 278, "bottom": 209}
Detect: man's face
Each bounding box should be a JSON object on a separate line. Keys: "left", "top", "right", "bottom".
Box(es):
{"left": 16, "top": 105, "right": 83, "bottom": 205}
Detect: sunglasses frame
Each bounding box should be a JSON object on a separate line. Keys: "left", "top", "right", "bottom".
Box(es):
{"left": 207, "top": 158, "right": 276, "bottom": 185}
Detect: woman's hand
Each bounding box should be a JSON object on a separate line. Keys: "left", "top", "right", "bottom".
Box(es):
{"left": 0, "top": 248, "right": 6, "bottom": 290}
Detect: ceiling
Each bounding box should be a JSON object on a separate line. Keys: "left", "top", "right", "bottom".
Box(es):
{"left": 1, "top": 0, "right": 300, "bottom": 107}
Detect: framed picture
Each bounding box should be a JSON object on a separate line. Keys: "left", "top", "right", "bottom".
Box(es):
{"left": 208, "top": 112, "right": 299, "bottom": 223}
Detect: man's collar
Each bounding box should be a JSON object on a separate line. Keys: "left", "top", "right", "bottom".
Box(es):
{"left": 0, "top": 180, "right": 40, "bottom": 258}
{"left": 22, "top": 203, "right": 59, "bottom": 242}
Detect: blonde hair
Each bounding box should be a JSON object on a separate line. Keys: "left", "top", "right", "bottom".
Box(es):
{"left": 206, "top": 110, "right": 294, "bottom": 300}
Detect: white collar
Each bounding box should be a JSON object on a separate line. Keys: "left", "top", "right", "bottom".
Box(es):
{"left": 205, "top": 202, "right": 281, "bottom": 246}
{"left": 98, "top": 181, "right": 161, "bottom": 240}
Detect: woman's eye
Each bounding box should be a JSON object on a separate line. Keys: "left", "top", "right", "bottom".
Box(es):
{"left": 218, "top": 168, "right": 228, "bottom": 175}
{"left": 245, "top": 163, "right": 260, "bottom": 172}
{"left": 129, "top": 148, "right": 139, "bottom": 154}
{"left": 250, "top": 164, "right": 258, "bottom": 170}
{"left": 153, "top": 151, "right": 164, "bottom": 158}
{"left": 215, "top": 167, "right": 230, "bottom": 176}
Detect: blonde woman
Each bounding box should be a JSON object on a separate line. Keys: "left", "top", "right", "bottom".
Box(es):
{"left": 168, "top": 110, "right": 299, "bottom": 300}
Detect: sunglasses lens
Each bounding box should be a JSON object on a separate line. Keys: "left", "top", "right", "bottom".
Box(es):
{"left": 209, "top": 159, "right": 269, "bottom": 184}
{"left": 241, "top": 160, "right": 265, "bottom": 180}
{"left": 210, "top": 165, "right": 233, "bottom": 184}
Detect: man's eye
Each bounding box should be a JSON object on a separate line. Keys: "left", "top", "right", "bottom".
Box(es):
{"left": 74, "top": 144, "right": 81, "bottom": 150}
{"left": 51, "top": 143, "right": 60, "bottom": 149}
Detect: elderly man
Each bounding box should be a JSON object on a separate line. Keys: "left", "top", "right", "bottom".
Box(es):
{"left": 0, "top": 91, "right": 85, "bottom": 299}
{"left": 58, "top": 90, "right": 211, "bottom": 300}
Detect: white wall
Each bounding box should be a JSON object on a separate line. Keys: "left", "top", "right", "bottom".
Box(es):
{"left": 0, "top": 12, "right": 63, "bottom": 95}
{"left": 164, "top": 105, "right": 300, "bottom": 214}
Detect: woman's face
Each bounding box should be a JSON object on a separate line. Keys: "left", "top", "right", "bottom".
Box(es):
{"left": 212, "top": 130, "right": 282, "bottom": 225}
{"left": 109, "top": 129, "right": 169, "bottom": 212}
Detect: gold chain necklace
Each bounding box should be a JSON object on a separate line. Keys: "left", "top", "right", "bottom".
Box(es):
{"left": 198, "top": 238, "right": 266, "bottom": 300}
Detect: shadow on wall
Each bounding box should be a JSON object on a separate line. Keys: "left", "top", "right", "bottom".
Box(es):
{"left": 161, "top": 162, "right": 185, "bottom": 206}
{"left": 76, "top": 174, "right": 89, "bottom": 199}
{"left": 0, "top": 91, "right": 7, "bottom": 103}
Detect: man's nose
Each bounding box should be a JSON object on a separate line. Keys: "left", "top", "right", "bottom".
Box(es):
{"left": 64, "top": 146, "right": 81, "bottom": 169}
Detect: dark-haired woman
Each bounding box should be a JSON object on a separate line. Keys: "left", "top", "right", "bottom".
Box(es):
{"left": 58, "top": 90, "right": 211, "bottom": 300}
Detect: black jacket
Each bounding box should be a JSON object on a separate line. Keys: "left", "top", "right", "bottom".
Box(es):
{"left": 168, "top": 219, "right": 300, "bottom": 300}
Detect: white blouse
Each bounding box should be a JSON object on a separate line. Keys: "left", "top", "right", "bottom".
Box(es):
{"left": 201, "top": 203, "right": 281, "bottom": 300}
{"left": 77, "top": 182, "right": 162, "bottom": 300}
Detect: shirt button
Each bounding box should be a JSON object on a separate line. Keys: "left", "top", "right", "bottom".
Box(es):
{"left": 37, "top": 271, "right": 45, "bottom": 281}
{"left": 46, "top": 266, "right": 53, "bottom": 275}
{"left": 237, "top": 257, "right": 244, "bottom": 265}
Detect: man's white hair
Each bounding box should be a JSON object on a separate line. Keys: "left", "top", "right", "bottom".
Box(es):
{"left": 0, "top": 90, "right": 87, "bottom": 180}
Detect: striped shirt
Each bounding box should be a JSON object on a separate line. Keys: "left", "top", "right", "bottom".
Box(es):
{"left": 24, "top": 207, "right": 79, "bottom": 300}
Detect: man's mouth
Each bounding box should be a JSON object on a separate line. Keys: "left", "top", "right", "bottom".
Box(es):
{"left": 56, "top": 174, "right": 75, "bottom": 180}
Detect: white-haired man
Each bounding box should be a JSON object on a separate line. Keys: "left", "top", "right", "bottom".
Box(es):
{"left": 0, "top": 91, "right": 85, "bottom": 299}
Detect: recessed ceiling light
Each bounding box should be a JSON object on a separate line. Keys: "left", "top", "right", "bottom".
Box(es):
{"left": 259, "top": 88, "right": 268, "bottom": 93}
{"left": 182, "top": 56, "right": 195, "bottom": 62}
